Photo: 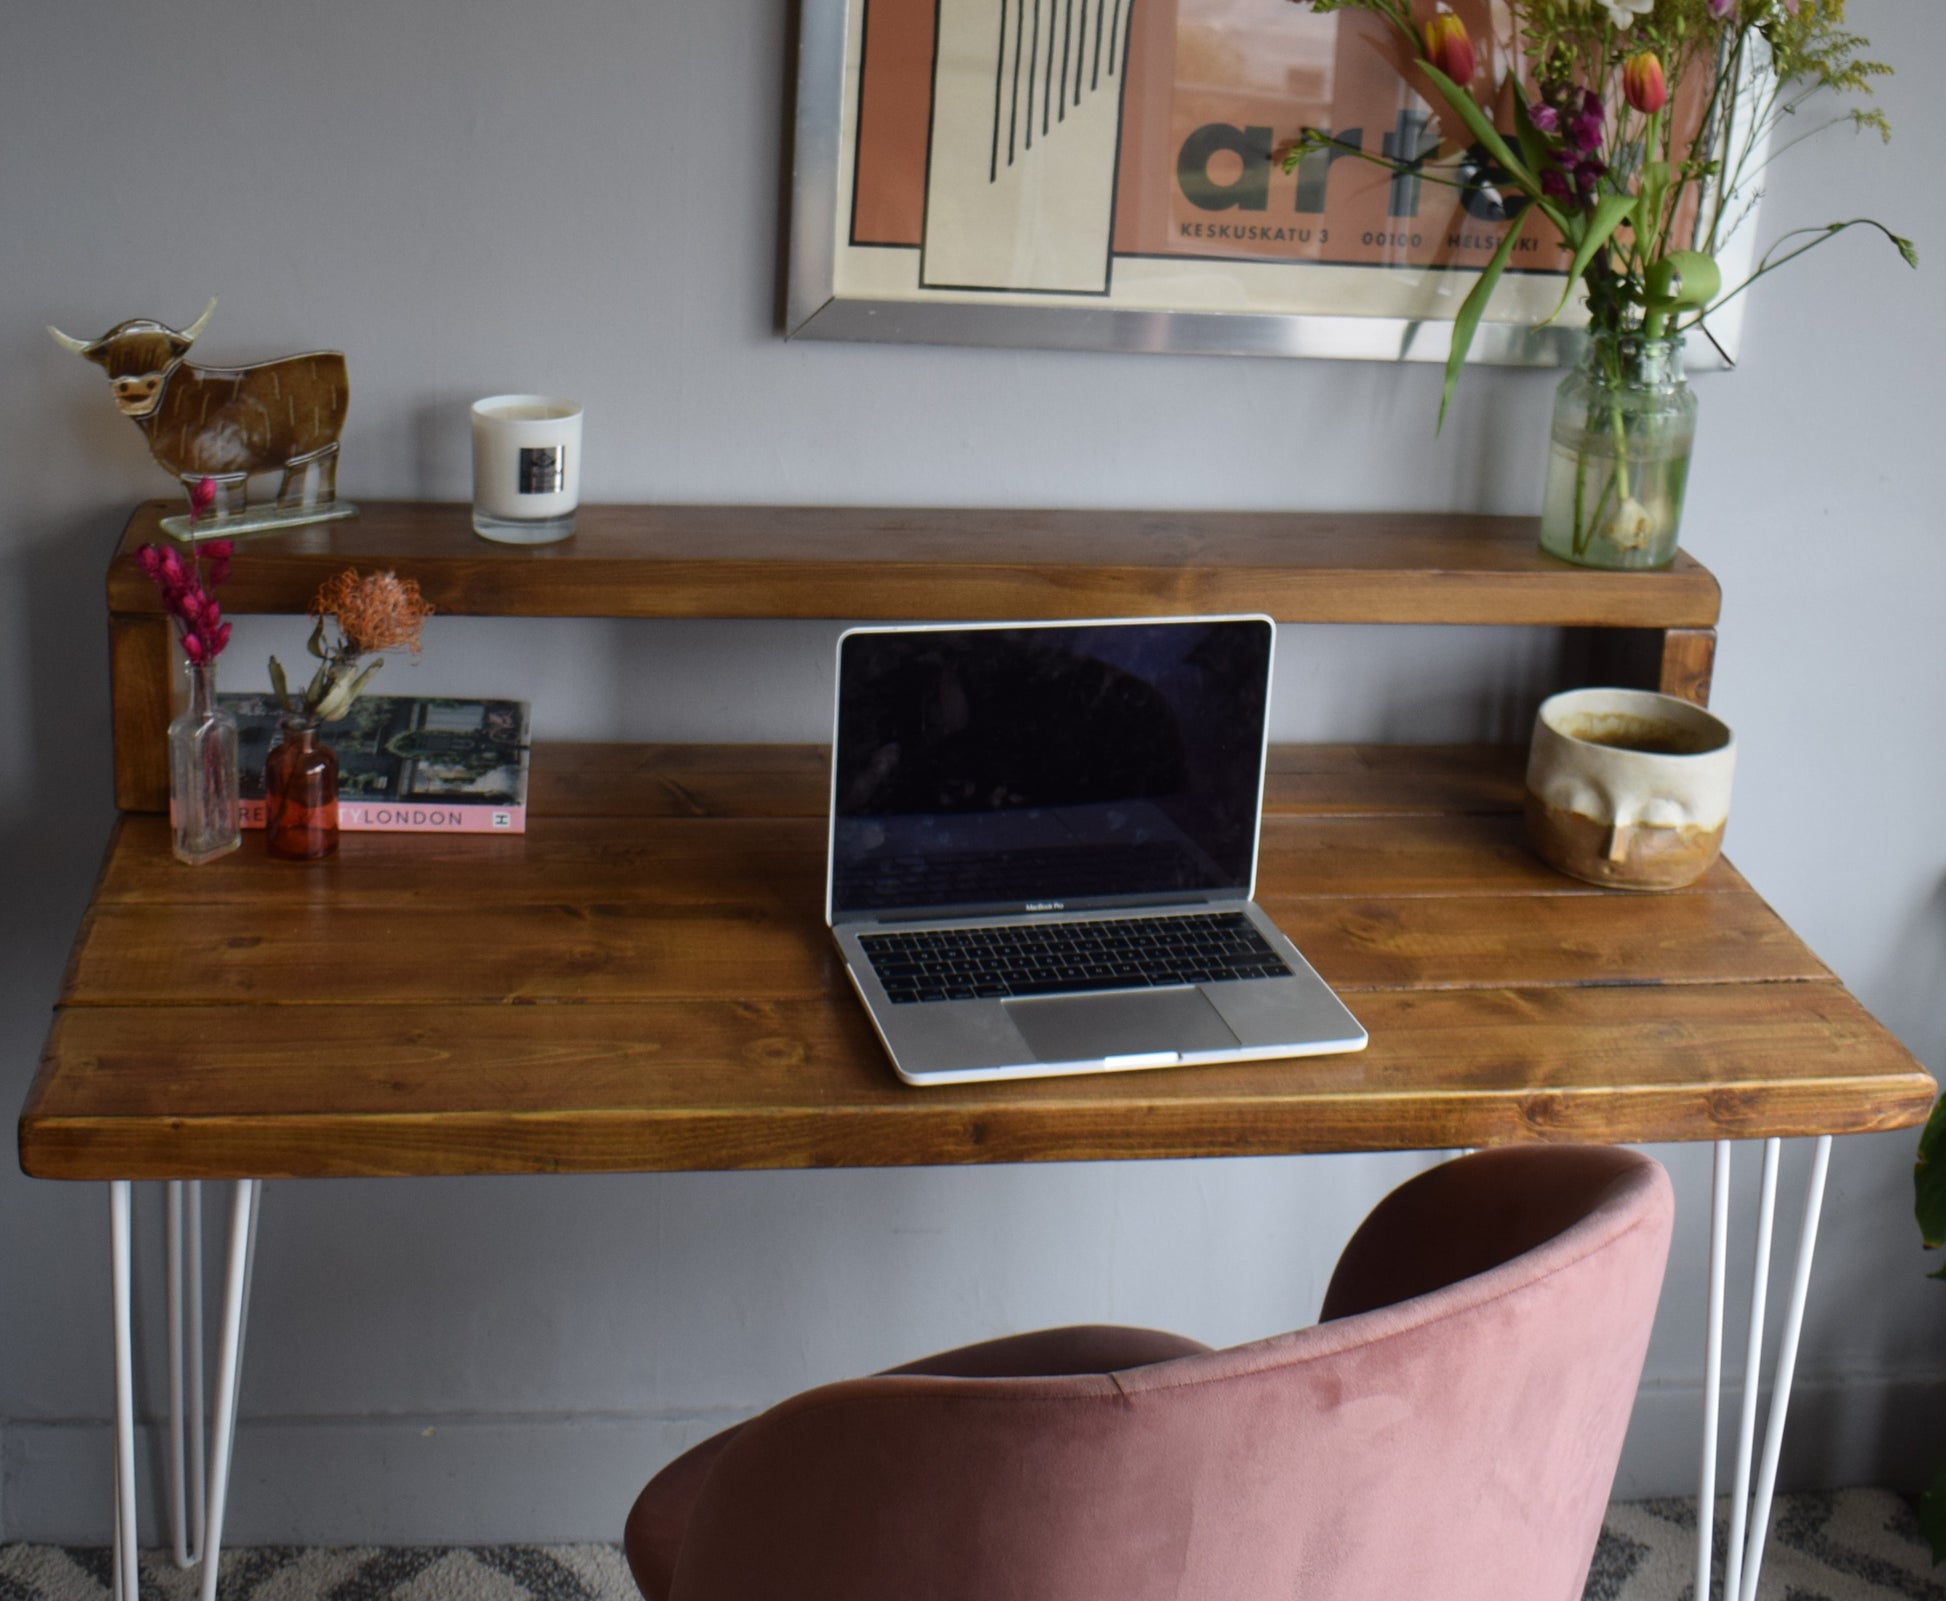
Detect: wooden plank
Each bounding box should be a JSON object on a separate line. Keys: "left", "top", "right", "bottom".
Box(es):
{"left": 109, "top": 614, "right": 173, "bottom": 814}
{"left": 1659, "top": 627, "right": 1717, "bottom": 706}
{"left": 93, "top": 811, "right": 1749, "bottom": 909}
{"left": 63, "top": 871, "right": 1814, "bottom": 1009}
{"left": 526, "top": 742, "right": 1535, "bottom": 821}
{"left": 107, "top": 502, "right": 1723, "bottom": 629}
{"left": 1264, "top": 889, "right": 1829, "bottom": 990}
{"left": 21, "top": 983, "right": 1931, "bottom": 1180}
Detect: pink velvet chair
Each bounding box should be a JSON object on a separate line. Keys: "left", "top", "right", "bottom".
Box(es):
{"left": 624, "top": 1144, "right": 1673, "bottom": 1601}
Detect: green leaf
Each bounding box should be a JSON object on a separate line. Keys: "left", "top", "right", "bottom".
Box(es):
{"left": 1418, "top": 62, "right": 1538, "bottom": 194}
{"left": 1636, "top": 159, "right": 1672, "bottom": 255}
{"left": 306, "top": 616, "right": 329, "bottom": 659}
{"left": 268, "top": 655, "right": 292, "bottom": 714}
{"left": 1921, "top": 1464, "right": 1946, "bottom": 1564}
{"left": 1916, "top": 1093, "right": 1946, "bottom": 1251}
{"left": 1511, "top": 94, "right": 1550, "bottom": 198}
{"left": 1438, "top": 204, "right": 1531, "bottom": 433}
{"left": 312, "top": 659, "right": 382, "bottom": 724}
{"left": 1544, "top": 191, "right": 1638, "bottom": 323}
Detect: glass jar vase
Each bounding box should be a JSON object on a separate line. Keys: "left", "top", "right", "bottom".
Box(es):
{"left": 264, "top": 717, "right": 340, "bottom": 861}
{"left": 1539, "top": 332, "right": 1698, "bottom": 570}
{"left": 168, "top": 660, "right": 241, "bottom": 865}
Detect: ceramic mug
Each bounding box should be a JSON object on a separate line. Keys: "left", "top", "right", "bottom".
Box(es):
{"left": 1523, "top": 688, "right": 1736, "bottom": 891}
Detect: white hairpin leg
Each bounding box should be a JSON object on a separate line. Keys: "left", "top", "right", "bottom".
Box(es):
{"left": 110, "top": 1183, "right": 138, "bottom": 1601}
{"left": 200, "top": 1179, "right": 261, "bottom": 1601}
{"left": 1696, "top": 1140, "right": 1732, "bottom": 1601}
{"left": 1722, "top": 1137, "right": 1781, "bottom": 1601}
{"left": 1695, "top": 1136, "right": 1835, "bottom": 1601}
{"left": 167, "top": 1182, "right": 209, "bottom": 1568}
{"left": 1738, "top": 1134, "right": 1832, "bottom": 1601}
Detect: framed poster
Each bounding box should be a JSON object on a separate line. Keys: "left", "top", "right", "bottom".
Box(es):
{"left": 786, "top": 0, "right": 1752, "bottom": 366}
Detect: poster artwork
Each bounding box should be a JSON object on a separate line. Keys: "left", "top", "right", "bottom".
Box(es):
{"left": 842, "top": 0, "right": 1575, "bottom": 320}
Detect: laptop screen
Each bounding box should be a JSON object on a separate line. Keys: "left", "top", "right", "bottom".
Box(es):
{"left": 829, "top": 618, "right": 1273, "bottom": 920}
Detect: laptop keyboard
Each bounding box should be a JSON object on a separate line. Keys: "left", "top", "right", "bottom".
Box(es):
{"left": 857, "top": 911, "right": 1294, "bottom": 1005}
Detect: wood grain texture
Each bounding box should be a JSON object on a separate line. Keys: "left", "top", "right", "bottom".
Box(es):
{"left": 1658, "top": 627, "right": 1718, "bottom": 706}
{"left": 109, "top": 614, "right": 173, "bottom": 813}
{"left": 526, "top": 742, "right": 1541, "bottom": 821}
{"left": 107, "top": 502, "right": 1723, "bottom": 627}
{"left": 23, "top": 984, "right": 1930, "bottom": 1180}
{"left": 21, "top": 744, "right": 1931, "bottom": 1181}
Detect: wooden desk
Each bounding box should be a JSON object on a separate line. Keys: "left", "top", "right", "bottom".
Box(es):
{"left": 19, "top": 500, "right": 1935, "bottom": 1601}
{"left": 20, "top": 741, "right": 1932, "bottom": 1180}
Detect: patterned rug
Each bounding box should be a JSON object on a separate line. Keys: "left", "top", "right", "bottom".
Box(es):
{"left": 0, "top": 1490, "right": 1937, "bottom": 1600}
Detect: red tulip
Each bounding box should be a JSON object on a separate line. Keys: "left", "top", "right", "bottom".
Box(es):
{"left": 1624, "top": 51, "right": 1667, "bottom": 115}
{"left": 1420, "top": 10, "right": 1475, "bottom": 85}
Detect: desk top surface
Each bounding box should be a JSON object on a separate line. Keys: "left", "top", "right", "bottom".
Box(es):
{"left": 20, "top": 743, "right": 1932, "bottom": 1181}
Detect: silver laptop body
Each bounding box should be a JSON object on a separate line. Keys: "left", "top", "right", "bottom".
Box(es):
{"left": 826, "top": 617, "right": 1368, "bottom": 1087}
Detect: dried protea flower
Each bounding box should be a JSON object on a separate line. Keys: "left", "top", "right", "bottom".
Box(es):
{"left": 272, "top": 568, "right": 437, "bottom": 722}
{"left": 311, "top": 568, "right": 435, "bottom": 655}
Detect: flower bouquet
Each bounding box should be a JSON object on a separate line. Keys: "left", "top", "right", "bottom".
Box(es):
{"left": 1286, "top": 0, "right": 1912, "bottom": 567}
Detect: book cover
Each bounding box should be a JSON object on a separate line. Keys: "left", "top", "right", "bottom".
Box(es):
{"left": 223, "top": 694, "right": 531, "bottom": 833}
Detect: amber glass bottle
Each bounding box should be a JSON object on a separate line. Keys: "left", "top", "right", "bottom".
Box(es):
{"left": 264, "top": 718, "right": 339, "bottom": 860}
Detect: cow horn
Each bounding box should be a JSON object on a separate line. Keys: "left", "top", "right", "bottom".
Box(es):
{"left": 181, "top": 297, "right": 218, "bottom": 343}
{"left": 47, "top": 324, "right": 92, "bottom": 355}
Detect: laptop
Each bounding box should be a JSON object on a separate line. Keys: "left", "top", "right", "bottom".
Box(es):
{"left": 826, "top": 616, "right": 1368, "bottom": 1086}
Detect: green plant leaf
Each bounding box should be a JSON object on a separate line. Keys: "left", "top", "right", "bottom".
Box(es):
{"left": 1916, "top": 1092, "right": 1946, "bottom": 1257}
{"left": 1636, "top": 159, "right": 1672, "bottom": 257}
{"left": 1418, "top": 62, "right": 1538, "bottom": 194}
{"left": 1511, "top": 94, "right": 1550, "bottom": 198}
{"left": 1921, "top": 1464, "right": 1946, "bottom": 1564}
{"left": 268, "top": 655, "right": 291, "bottom": 714}
{"left": 312, "top": 659, "right": 382, "bottom": 724}
{"left": 1438, "top": 203, "right": 1531, "bottom": 433}
{"left": 1544, "top": 192, "right": 1638, "bottom": 323}
{"left": 306, "top": 616, "right": 329, "bottom": 659}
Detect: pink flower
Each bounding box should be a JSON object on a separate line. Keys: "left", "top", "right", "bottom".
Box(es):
{"left": 1419, "top": 9, "right": 1475, "bottom": 84}
{"left": 1569, "top": 104, "right": 1605, "bottom": 153}
{"left": 1530, "top": 102, "right": 1561, "bottom": 134}
{"left": 188, "top": 477, "right": 218, "bottom": 519}
{"left": 182, "top": 633, "right": 207, "bottom": 664}
{"left": 1708, "top": 0, "right": 1734, "bottom": 15}
{"left": 1624, "top": 51, "right": 1667, "bottom": 115}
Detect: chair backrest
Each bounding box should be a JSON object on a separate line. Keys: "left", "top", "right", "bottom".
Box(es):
{"left": 664, "top": 1144, "right": 1673, "bottom": 1601}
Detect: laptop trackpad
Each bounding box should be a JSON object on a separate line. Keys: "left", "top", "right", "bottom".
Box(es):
{"left": 1005, "top": 987, "right": 1240, "bottom": 1065}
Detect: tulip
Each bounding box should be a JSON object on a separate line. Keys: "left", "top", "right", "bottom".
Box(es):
{"left": 1420, "top": 10, "right": 1475, "bottom": 85}
{"left": 1624, "top": 51, "right": 1667, "bottom": 115}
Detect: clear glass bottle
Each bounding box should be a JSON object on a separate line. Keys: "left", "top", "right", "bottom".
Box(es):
{"left": 264, "top": 717, "right": 340, "bottom": 861}
{"left": 168, "top": 660, "right": 241, "bottom": 865}
{"left": 1539, "top": 332, "right": 1698, "bottom": 571}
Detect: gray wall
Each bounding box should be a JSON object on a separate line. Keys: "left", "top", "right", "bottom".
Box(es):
{"left": 3, "top": 0, "right": 1942, "bottom": 1546}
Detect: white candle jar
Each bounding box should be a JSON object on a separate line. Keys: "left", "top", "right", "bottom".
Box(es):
{"left": 470, "top": 395, "right": 582, "bottom": 544}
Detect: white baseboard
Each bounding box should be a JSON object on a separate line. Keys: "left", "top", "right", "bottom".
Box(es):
{"left": 6, "top": 1375, "right": 1941, "bottom": 1544}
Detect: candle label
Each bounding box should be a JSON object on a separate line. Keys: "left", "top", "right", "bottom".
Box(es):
{"left": 518, "top": 446, "right": 566, "bottom": 494}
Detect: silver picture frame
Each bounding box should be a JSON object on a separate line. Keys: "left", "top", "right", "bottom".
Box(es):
{"left": 785, "top": 0, "right": 1754, "bottom": 371}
